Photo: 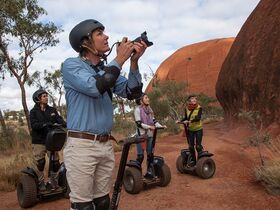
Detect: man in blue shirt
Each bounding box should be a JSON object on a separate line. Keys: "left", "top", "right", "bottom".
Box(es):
{"left": 62, "top": 19, "right": 147, "bottom": 210}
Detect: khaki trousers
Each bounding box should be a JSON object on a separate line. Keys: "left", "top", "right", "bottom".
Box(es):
{"left": 63, "top": 136, "right": 115, "bottom": 203}
{"left": 32, "top": 144, "right": 59, "bottom": 180}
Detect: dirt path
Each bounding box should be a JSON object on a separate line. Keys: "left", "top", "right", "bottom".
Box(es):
{"left": 1, "top": 121, "right": 279, "bottom": 210}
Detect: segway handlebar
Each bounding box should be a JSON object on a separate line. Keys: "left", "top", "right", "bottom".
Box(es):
{"left": 155, "top": 126, "right": 166, "bottom": 130}
{"left": 176, "top": 121, "right": 190, "bottom": 126}
{"left": 110, "top": 134, "right": 147, "bottom": 210}
{"left": 121, "top": 134, "right": 147, "bottom": 146}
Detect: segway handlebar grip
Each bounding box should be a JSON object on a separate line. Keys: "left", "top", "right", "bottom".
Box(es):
{"left": 177, "top": 121, "right": 189, "bottom": 126}
{"left": 123, "top": 134, "right": 147, "bottom": 146}
{"left": 156, "top": 126, "right": 165, "bottom": 130}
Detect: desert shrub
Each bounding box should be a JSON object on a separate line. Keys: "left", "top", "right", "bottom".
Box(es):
{"left": 255, "top": 159, "right": 280, "bottom": 195}
{"left": 246, "top": 133, "right": 272, "bottom": 147}
{"left": 148, "top": 80, "right": 188, "bottom": 122}
{"left": 147, "top": 80, "right": 224, "bottom": 135}
{"left": 165, "top": 118, "right": 181, "bottom": 135}
{"left": 112, "top": 113, "right": 136, "bottom": 137}
{"left": 238, "top": 111, "right": 272, "bottom": 165}
{"left": 239, "top": 111, "right": 280, "bottom": 194}
{"left": 0, "top": 125, "right": 31, "bottom": 152}
{"left": 0, "top": 125, "right": 16, "bottom": 150}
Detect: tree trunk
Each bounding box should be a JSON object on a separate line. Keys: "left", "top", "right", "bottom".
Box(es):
{"left": 19, "top": 83, "right": 31, "bottom": 134}
{"left": 0, "top": 109, "right": 7, "bottom": 134}
{"left": 120, "top": 100, "right": 126, "bottom": 120}
{"left": 58, "top": 89, "right": 62, "bottom": 115}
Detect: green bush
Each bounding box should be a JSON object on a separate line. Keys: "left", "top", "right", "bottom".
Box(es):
{"left": 246, "top": 133, "right": 272, "bottom": 147}
{"left": 112, "top": 113, "right": 136, "bottom": 137}
{"left": 165, "top": 119, "right": 181, "bottom": 135}
{"left": 147, "top": 80, "right": 224, "bottom": 135}
{"left": 148, "top": 80, "right": 188, "bottom": 122}
{"left": 196, "top": 93, "right": 224, "bottom": 119}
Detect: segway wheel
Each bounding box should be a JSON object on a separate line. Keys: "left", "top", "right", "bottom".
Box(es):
{"left": 58, "top": 172, "right": 70, "bottom": 199}
{"left": 17, "top": 175, "right": 37, "bottom": 208}
{"left": 157, "top": 163, "right": 171, "bottom": 187}
{"left": 195, "top": 157, "right": 216, "bottom": 179}
{"left": 64, "top": 180, "right": 71, "bottom": 199}
{"left": 176, "top": 155, "right": 185, "bottom": 174}
{"left": 123, "top": 167, "right": 143, "bottom": 194}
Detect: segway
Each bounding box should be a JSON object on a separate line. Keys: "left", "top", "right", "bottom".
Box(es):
{"left": 123, "top": 127, "right": 171, "bottom": 194}
{"left": 176, "top": 122, "right": 216, "bottom": 179}
{"left": 17, "top": 124, "right": 70, "bottom": 208}
{"left": 110, "top": 134, "right": 146, "bottom": 210}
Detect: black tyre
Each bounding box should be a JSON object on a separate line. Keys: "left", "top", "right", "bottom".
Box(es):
{"left": 176, "top": 155, "right": 185, "bottom": 174}
{"left": 157, "top": 163, "right": 171, "bottom": 187}
{"left": 195, "top": 157, "right": 216, "bottom": 179}
{"left": 64, "top": 180, "right": 71, "bottom": 199}
{"left": 17, "top": 175, "right": 38, "bottom": 208}
{"left": 58, "top": 171, "right": 70, "bottom": 199}
{"left": 123, "top": 167, "right": 143, "bottom": 194}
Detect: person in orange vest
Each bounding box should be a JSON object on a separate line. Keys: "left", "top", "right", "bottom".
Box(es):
{"left": 178, "top": 95, "right": 203, "bottom": 166}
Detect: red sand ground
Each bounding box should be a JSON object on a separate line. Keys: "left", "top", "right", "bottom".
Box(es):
{"left": 0, "top": 121, "right": 279, "bottom": 210}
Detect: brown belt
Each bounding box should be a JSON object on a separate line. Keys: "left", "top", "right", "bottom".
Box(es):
{"left": 68, "top": 131, "right": 114, "bottom": 142}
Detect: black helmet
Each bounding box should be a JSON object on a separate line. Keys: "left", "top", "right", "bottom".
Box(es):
{"left": 69, "top": 19, "right": 105, "bottom": 52}
{"left": 32, "top": 89, "right": 48, "bottom": 103}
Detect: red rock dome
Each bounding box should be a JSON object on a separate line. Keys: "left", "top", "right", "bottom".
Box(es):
{"left": 146, "top": 38, "right": 234, "bottom": 98}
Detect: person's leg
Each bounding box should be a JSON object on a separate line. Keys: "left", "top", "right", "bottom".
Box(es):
{"left": 93, "top": 194, "right": 110, "bottom": 210}
{"left": 136, "top": 143, "right": 144, "bottom": 165}
{"left": 195, "top": 129, "right": 204, "bottom": 155}
{"left": 187, "top": 131, "right": 196, "bottom": 165}
{"left": 64, "top": 137, "right": 99, "bottom": 208}
{"left": 32, "top": 144, "right": 47, "bottom": 191}
{"left": 47, "top": 151, "right": 61, "bottom": 189}
{"left": 145, "top": 137, "right": 155, "bottom": 178}
{"left": 146, "top": 136, "right": 153, "bottom": 155}
{"left": 70, "top": 201, "right": 94, "bottom": 210}
{"left": 93, "top": 140, "right": 115, "bottom": 210}
{"left": 52, "top": 151, "right": 60, "bottom": 172}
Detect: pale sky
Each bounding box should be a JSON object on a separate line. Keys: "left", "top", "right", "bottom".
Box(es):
{"left": 0, "top": 0, "right": 260, "bottom": 111}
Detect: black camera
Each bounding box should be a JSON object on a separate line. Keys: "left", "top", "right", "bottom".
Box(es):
{"left": 105, "top": 31, "right": 153, "bottom": 60}
{"left": 133, "top": 31, "right": 153, "bottom": 47}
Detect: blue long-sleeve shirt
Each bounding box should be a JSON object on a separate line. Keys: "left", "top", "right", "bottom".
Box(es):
{"left": 62, "top": 56, "right": 142, "bottom": 134}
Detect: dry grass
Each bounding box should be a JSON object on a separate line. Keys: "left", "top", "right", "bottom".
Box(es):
{"left": 255, "top": 137, "right": 280, "bottom": 195}
{"left": 0, "top": 124, "right": 34, "bottom": 192}
{"left": 203, "top": 117, "right": 224, "bottom": 124}
{"left": 255, "top": 159, "right": 280, "bottom": 195}
{"left": 0, "top": 151, "right": 34, "bottom": 192}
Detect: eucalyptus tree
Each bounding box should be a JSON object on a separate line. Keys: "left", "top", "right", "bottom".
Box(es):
{"left": 27, "top": 68, "right": 64, "bottom": 114}
{"left": 0, "top": 0, "right": 62, "bottom": 132}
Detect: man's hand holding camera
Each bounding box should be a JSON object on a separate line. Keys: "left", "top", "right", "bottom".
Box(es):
{"left": 115, "top": 37, "right": 147, "bottom": 69}
{"left": 131, "top": 40, "right": 147, "bottom": 62}
{"left": 115, "top": 37, "right": 134, "bottom": 67}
